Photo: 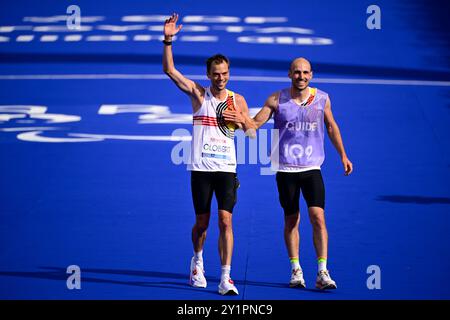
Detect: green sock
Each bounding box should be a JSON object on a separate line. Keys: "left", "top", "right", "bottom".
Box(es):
{"left": 290, "top": 257, "right": 301, "bottom": 270}
{"left": 318, "top": 258, "right": 327, "bottom": 272}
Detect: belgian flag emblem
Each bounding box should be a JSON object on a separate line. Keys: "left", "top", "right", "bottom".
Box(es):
{"left": 217, "top": 91, "right": 236, "bottom": 139}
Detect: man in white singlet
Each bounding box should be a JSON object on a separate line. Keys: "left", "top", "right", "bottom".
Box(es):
{"left": 163, "top": 13, "right": 255, "bottom": 295}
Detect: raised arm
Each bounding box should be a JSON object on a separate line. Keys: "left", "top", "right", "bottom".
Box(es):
{"left": 253, "top": 92, "right": 279, "bottom": 129}
{"left": 324, "top": 96, "right": 353, "bottom": 175}
{"left": 163, "top": 13, "right": 204, "bottom": 110}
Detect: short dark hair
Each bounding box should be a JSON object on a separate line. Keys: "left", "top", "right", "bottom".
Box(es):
{"left": 206, "top": 54, "right": 230, "bottom": 73}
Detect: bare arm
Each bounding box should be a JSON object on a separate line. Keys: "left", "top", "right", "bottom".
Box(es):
{"left": 163, "top": 13, "right": 204, "bottom": 110}
{"left": 324, "top": 96, "right": 353, "bottom": 175}
{"left": 235, "top": 94, "right": 257, "bottom": 137}
{"left": 223, "top": 92, "right": 278, "bottom": 130}
{"left": 253, "top": 92, "right": 279, "bottom": 129}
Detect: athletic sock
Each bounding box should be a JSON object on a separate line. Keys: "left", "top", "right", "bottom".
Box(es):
{"left": 290, "top": 257, "right": 301, "bottom": 271}
{"left": 318, "top": 257, "right": 327, "bottom": 272}
{"left": 221, "top": 265, "right": 231, "bottom": 281}
{"left": 193, "top": 250, "right": 203, "bottom": 263}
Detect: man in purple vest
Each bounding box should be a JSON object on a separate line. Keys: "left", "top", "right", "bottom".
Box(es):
{"left": 249, "top": 57, "right": 352, "bottom": 289}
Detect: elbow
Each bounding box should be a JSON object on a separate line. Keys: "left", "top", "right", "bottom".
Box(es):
{"left": 163, "top": 69, "right": 175, "bottom": 79}
{"left": 162, "top": 62, "right": 172, "bottom": 75}
{"left": 326, "top": 124, "right": 334, "bottom": 136}
{"left": 327, "top": 128, "right": 334, "bottom": 137}
{"left": 326, "top": 122, "right": 336, "bottom": 133}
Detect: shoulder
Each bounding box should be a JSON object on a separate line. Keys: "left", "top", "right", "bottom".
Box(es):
{"left": 234, "top": 92, "right": 245, "bottom": 101}
{"left": 315, "top": 87, "right": 327, "bottom": 95}
{"left": 313, "top": 87, "right": 330, "bottom": 106}
{"left": 234, "top": 93, "right": 249, "bottom": 112}
{"left": 315, "top": 88, "right": 329, "bottom": 100}
{"left": 234, "top": 93, "right": 249, "bottom": 105}
{"left": 268, "top": 90, "right": 282, "bottom": 101}
{"left": 200, "top": 86, "right": 210, "bottom": 99}
{"left": 267, "top": 90, "right": 283, "bottom": 109}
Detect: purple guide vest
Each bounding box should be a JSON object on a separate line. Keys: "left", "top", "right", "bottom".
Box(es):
{"left": 273, "top": 87, "right": 328, "bottom": 168}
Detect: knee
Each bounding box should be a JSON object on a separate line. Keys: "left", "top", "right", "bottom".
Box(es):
{"left": 194, "top": 217, "right": 209, "bottom": 233}
{"left": 196, "top": 224, "right": 208, "bottom": 234}
{"left": 310, "top": 214, "right": 326, "bottom": 230}
{"left": 218, "top": 216, "right": 233, "bottom": 232}
{"left": 284, "top": 214, "right": 299, "bottom": 231}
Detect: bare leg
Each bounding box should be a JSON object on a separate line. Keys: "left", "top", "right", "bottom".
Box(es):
{"left": 284, "top": 212, "right": 300, "bottom": 259}
{"left": 308, "top": 206, "right": 328, "bottom": 260}
{"left": 218, "top": 210, "right": 233, "bottom": 266}
{"left": 192, "top": 213, "right": 211, "bottom": 252}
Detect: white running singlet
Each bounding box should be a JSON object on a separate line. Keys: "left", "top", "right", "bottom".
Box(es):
{"left": 188, "top": 87, "right": 237, "bottom": 173}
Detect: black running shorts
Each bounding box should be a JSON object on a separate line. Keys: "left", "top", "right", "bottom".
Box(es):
{"left": 276, "top": 169, "right": 325, "bottom": 215}
{"left": 191, "top": 171, "right": 239, "bottom": 215}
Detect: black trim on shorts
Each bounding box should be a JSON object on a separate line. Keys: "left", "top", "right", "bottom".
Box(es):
{"left": 191, "top": 171, "right": 239, "bottom": 215}
{"left": 276, "top": 169, "right": 325, "bottom": 215}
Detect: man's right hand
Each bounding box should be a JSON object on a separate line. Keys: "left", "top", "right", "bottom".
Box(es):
{"left": 164, "top": 13, "right": 183, "bottom": 40}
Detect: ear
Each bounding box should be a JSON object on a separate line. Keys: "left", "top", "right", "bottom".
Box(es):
{"left": 310, "top": 70, "right": 313, "bottom": 79}
{"left": 288, "top": 70, "right": 292, "bottom": 79}
{"left": 206, "top": 71, "right": 211, "bottom": 80}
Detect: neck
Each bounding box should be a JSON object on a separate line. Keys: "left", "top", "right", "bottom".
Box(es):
{"left": 210, "top": 86, "right": 227, "bottom": 100}
{"left": 291, "top": 86, "right": 310, "bottom": 102}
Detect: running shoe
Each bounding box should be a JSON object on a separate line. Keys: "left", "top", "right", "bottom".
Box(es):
{"left": 189, "top": 257, "right": 207, "bottom": 288}
{"left": 315, "top": 270, "right": 337, "bottom": 290}
{"left": 218, "top": 278, "right": 239, "bottom": 295}
{"left": 289, "top": 268, "right": 306, "bottom": 288}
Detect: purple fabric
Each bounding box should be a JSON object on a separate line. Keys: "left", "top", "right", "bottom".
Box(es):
{"left": 273, "top": 87, "right": 328, "bottom": 167}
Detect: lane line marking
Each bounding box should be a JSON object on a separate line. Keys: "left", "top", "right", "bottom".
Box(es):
{"left": 0, "top": 74, "right": 448, "bottom": 86}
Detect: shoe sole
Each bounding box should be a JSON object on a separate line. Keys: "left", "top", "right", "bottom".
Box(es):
{"left": 190, "top": 282, "right": 207, "bottom": 288}
{"left": 219, "top": 289, "right": 239, "bottom": 296}
{"left": 315, "top": 283, "right": 337, "bottom": 290}
{"left": 289, "top": 282, "right": 306, "bottom": 288}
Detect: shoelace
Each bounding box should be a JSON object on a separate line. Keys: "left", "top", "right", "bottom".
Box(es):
{"left": 292, "top": 269, "right": 303, "bottom": 276}
{"left": 319, "top": 270, "right": 332, "bottom": 281}
{"left": 193, "top": 262, "right": 205, "bottom": 274}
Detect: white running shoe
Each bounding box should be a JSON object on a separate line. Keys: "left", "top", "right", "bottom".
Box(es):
{"left": 289, "top": 268, "right": 306, "bottom": 288}
{"left": 189, "top": 257, "right": 207, "bottom": 288}
{"left": 218, "top": 278, "right": 239, "bottom": 295}
{"left": 315, "top": 270, "right": 337, "bottom": 290}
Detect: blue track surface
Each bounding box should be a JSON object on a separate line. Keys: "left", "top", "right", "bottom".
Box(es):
{"left": 0, "top": 0, "right": 449, "bottom": 299}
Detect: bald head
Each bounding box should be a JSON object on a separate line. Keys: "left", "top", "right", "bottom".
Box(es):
{"left": 290, "top": 57, "right": 312, "bottom": 72}
{"left": 289, "top": 57, "right": 313, "bottom": 91}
